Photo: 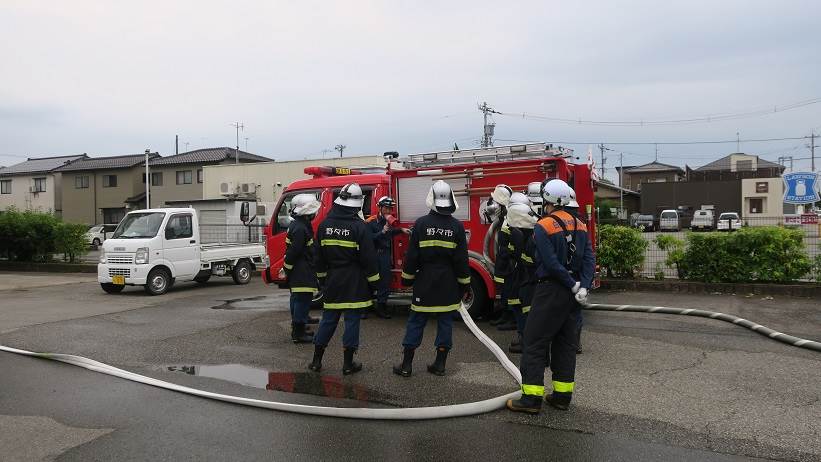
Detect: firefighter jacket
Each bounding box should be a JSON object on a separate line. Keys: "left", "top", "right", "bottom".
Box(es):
{"left": 493, "top": 222, "right": 520, "bottom": 284}
{"left": 514, "top": 228, "right": 537, "bottom": 313}
{"left": 533, "top": 209, "right": 595, "bottom": 290}
{"left": 401, "top": 211, "right": 471, "bottom": 312}
{"left": 283, "top": 216, "right": 318, "bottom": 293}
{"left": 314, "top": 204, "right": 380, "bottom": 309}
{"left": 367, "top": 214, "right": 401, "bottom": 252}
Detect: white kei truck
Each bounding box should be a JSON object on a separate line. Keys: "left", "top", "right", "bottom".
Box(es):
{"left": 97, "top": 207, "right": 268, "bottom": 295}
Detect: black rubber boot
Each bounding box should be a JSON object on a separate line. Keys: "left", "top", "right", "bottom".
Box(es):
{"left": 375, "top": 302, "right": 392, "bottom": 319}
{"left": 506, "top": 395, "right": 543, "bottom": 414}
{"left": 508, "top": 334, "right": 522, "bottom": 354}
{"left": 544, "top": 393, "right": 571, "bottom": 411}
{"left": 426, "top": 347, "right": 449, "bottom": 376}
{"left": 291, "top": 323, "right": 314, "bottom": 344}
{"left": 307, "top": 346, "right": 325, "bottom": 372}
{"left": 489, "top": 310, "right": 509, "bottom": 326}
{"left": 307, "top": 316, "right": 320, "bottom": 325}
{"left": 342, "top": 347, "right": 363, "bottom": 375}
{"left": 392, "top": 348, "right": 414, "bottom": 377}
{"left": 496, "top": 312, "right": 517, "bottom": 331}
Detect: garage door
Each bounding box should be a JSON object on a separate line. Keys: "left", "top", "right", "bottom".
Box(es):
{"left": 199, "top": 209, "right": 227, "bottom": 243}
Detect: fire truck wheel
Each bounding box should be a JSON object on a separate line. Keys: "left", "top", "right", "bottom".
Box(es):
{"left": 464, "top": 273, "right": 490, "bottom": 318}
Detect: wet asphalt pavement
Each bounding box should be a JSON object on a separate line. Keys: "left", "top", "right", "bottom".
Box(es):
{"left": 0, "top": 273, "right": 819, "bottom": 461}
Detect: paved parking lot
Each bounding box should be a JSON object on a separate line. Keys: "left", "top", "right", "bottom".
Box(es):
{"left": 0, "top": 273, "right": 819, "bottom": 460}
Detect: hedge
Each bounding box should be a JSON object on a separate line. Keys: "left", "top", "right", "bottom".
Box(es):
{"left": 597, "top": 224, "right": 648, "bottom": 278}
{"left": 0, "top": 208, "right": 89, "bottom": 262}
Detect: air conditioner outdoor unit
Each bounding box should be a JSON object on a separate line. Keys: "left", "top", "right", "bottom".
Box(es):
{"left": 220, "top": 181, "right": 235, "bottom": 195}
{"left": 241, "top": 183, "right": 255, "bottom": 193}
{"left": 256, "top": 204, "right": 267, "bottom": 216}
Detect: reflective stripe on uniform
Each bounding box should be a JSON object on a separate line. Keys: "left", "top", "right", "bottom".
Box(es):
{"left": 283, "top": 262, "right": 293, "bottom": 270}
{"left": 307, "top": 239, "right": 314, "bottom": 245}
{"left": 521, "top": 384, "right": 544, "bottom": 396}
{"left": 494, "top": 276, "right": 505, "bottom": 283}
{"left": 457, "top": 276, "right": 471, "bottom": 284}
{"left": 321, "top": 239, "right": 359, "bottom": 249}
{"left": 521, "top": 305, "right": 531, "bottom": 313}
{"left": 552, "top": 380, "right": 575, "bottom": 393}
{"left": 508, "top": 298, "right": 521, "bottom": 305}
{"left": 285, "top": 237, "right": 291, "bottom": 244}
{"left": 411, "top": 303, "right": 460, "bottom": 313}
{"left": 500, "top": 226, "right": 511, "bottom": 235}
{"left": 291, "top": 287, "right": 317, "bottom": 293}
{"left": 401, "top": 271, "right": 415, "bottom": 280}
{"left": 316, "top": 272, "right": 327, "bottom": 278}
{"left": 507, "top": 243, "right": 515, "bottom": 251}
{"left": 367, "top": 273, "right": 380, "bottom": 282}
{"left": 520, "top": 254, "right": 534, "bottom": 263}
{"left": 324, "top": 300, "right": 373, "bottom": 309}
{"left": 419, "top": 240, "right": 457, "bottom": 249}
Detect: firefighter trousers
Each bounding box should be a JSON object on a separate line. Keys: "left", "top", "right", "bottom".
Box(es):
{"left": 402, "top": 311, "right": 454, "bottom": 350}
{"left": 375, "top": 251, "right": 392, "bottom": 305}
{"left": 313, "top": 309, "right": 362, "bottom": 349}
{"left": 289, "top": 292, "right": 312, "bottom": 325}
{"left": 519, "top": 280, "right": 579, "bottom": 402}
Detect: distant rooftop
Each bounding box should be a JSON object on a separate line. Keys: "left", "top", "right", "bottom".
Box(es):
{"left": 0, "top": 154, "right": 87, "bottom": 176}
{"left": 695, "top": 153, "right": 783, "bottom": 172}
{"left": 619, "top": 161, "right": 685, "bottom": 174}
{"left": 56, "top": 153, "right": 160, "bottom": 172}
{"left": 149, "top": 147, "right": 271, "bottom": 166}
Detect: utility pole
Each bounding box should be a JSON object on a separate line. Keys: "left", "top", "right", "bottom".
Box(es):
{"left": 184, "top": 142, "right": 190, "bottom": 152}
{"left": 619, "top": 152, "right": 624, "bottom": 216}
{"left": 654, "top": 143, "right": 659, "bottom": 162}
{"left": 144, "top": 149, "right": 151, "bottom": 209}
{"left": 812, "top": 131, "right": 816, "bottom": 172}
{"left": 231, "top": 122, "right": 244, "bottom": 164}
{"left": 478, "top": 101, "right": 500, "bottom": 148}
{"left": 598, "top": 144, "right": 607, "bottom": 178}
{"left": 335, "top": 144, "right": 346, "bottom": 157}
{"left": 736, "top": 131, "right": 740, "bottom": 153}
{"left": 244, "top": 137, "right": 249, "bottom": 151}
{"left": 321, "top": 149, "right": 332, "bottom": 159}
{"left": 175, "top": 135, "right": 179, "bottom": 155}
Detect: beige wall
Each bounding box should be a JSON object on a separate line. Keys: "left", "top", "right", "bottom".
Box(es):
{"left": 61, "top": 167, "right": 145, "bottom": 225}
{"left": 741, "top": 177, "right": 783, "bottom": 220}
{"left": 145, "top": 165, "right": 204, "bottom": 208}
{"left": 202, "top": 155, "right": 389, "bottom": 204}
{"left": 623, "top": 171, "right": 682, "bottom": 191}
{"left": 0, "top": 173, "right": 59, "bottom": 215}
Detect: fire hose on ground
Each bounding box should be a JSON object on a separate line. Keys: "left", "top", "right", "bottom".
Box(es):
{"left": 0, "top": 302, "right": 818, "bottom": 420}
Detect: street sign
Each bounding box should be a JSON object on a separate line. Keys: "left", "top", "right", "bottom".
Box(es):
{"left": 782, "top": 172, "right": 820, "bottom": 204}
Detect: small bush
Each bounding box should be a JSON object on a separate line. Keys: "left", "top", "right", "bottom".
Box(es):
{"left": 0, "top": 208, "right": 87, "bottom": 262}
{"left": 597, "top": 224, "right": 648, "bottom": 278}
{"left": 655, "top": 234, "right": 686, "bottom": 278}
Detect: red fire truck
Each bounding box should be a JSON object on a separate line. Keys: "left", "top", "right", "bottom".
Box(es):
{"left": 262, "top": 143, "right": 597, "bottom": 317}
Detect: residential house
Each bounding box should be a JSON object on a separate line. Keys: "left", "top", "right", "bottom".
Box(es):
{"left": 614, "top": 161, "right": 685, "bottom": 192}
{"left": 595, "top": 181, "right": 640, "bottom": 218}
{"left": 146, "top": 147, "right": 271, "bottom": 208}
{"left": 57, "top": 153, "right": 160, "bottom": 225}
{"left": 0, "top": 154, "right": 87, "bottom": 217}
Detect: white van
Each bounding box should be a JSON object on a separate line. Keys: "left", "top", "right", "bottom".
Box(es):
{"left": 659, "top": 209, "right": 680, "bottom": 232}
{"left": 690, "top": 210, "right": 714, "bottom": 231}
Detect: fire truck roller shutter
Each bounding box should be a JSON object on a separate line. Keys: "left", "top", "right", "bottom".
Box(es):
{"left": 396, "top": 176, "right": 469, "bottom": 222}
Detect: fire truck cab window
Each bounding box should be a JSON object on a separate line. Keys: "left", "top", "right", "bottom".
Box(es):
{"left": 332, "top": 187, "right": 373, "bottom": 219}
{"left": 274, "top": 191, "right": 319, "bottom": 234}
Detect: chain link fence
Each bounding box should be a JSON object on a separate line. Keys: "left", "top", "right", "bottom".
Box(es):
{"left": 199, "top": 224, "right": 267, "bottom": 245}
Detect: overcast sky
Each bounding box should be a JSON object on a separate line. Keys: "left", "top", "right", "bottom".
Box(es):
{"left": 1, "top": 0, "right": 820, "bottom": 182}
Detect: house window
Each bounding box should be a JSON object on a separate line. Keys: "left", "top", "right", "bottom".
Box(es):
{"left": 102, "top": 208, "right": 126, "bottom": 224}
{"left": 103, "top": 175, "right": 118, "bottom": 188}
{"left": 151, "top": 172, "right": 163, "bottom": 186}
{"left": 755, "top": 182, "right": 768, "bottom": 193}
{"left": 749, "top": 198, "right": 764, "bottom": 214}
{"left": 33, "top": 177, "right": 47, "bottom": 192}
{"left": 736, "top": 160, "right": 753, "bottom": 171}
{"left": 197, "top": 169, "right": 203, "bottom": 184}
{"left": 75, "top": 175, "right": 89, "bottom": 189}
{"left": 0, "top": 179, "right": 10, "bottom": 194}
{"left": 176, "top": 170, "right": 193, "bottom": 185}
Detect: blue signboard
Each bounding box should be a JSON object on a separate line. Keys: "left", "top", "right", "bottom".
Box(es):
{"left": 783, "top": 172, "right": 820, "bottom": 204}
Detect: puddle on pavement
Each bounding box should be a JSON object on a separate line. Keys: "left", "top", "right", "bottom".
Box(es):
{"left": 165, "top": 364, "right": 394, "bottom": 403}
{"left": 211, "top": 296, "right": 288, "bottom": 311}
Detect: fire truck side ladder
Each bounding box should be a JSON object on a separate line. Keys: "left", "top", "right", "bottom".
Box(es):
{"left": 403, "top": 143, "right": 572, "bottom": 169}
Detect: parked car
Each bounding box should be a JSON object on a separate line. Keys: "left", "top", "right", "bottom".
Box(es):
{"left": 659, "top": 209, "right": 681, "bottom": 231}
{"left": 86, "top": 224, "right": 118, "bottom": 247}
{"left": 690, "top": 210, "right": 714, "bottom": 231}
{"left": 633, "top": 214, "right": 655, "bottom": 232}
{"left": 717, "top": 212, "right": 742, "bottom": 231}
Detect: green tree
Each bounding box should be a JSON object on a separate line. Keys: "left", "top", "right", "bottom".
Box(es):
{"left": 597, "top": 224, "right": 648, "bottom": 278}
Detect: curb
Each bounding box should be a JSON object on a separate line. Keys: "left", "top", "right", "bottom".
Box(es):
{"left": 0, "top": 261, "right": 97, "bottom": 274}
{"left": 599, "top": 278, "right": 821, "bottom": 298}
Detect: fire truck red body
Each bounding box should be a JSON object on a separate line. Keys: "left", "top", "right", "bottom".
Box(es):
{"left": 262, "top": 143, "right": 596, "bottom": 316}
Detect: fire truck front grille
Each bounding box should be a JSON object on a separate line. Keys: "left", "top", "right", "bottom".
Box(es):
{"left": 109, "top": 268, "right": 131, "bottom": 278}
{"left": 106, "top": 254, "right": 133, "bottom": 265}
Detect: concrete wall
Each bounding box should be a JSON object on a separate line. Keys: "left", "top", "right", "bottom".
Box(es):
{"left": 741, "top": 177, "right": 783, "bottom": 220}
{"left": 202, "top": 155, "right": 389, "bottom": 204}
{"left": 641, "top": 180, "right": 741, "bottom": 216}
{"left": 61, "top": 167, "right": 145, "bottom": 225}
{"left": 146, "top": 165, "right": 204, "bottom": 208}
{"left": 0, "top": 174, "right": 59, "bottom": 215}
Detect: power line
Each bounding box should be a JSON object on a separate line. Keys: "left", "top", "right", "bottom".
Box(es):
{"left": 552, "top": 136, "right": 810, "bottom": 146}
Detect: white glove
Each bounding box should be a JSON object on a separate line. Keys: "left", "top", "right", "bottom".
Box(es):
{"left": 571, "top": 281, "right": 581, "bottom": 294}
{"left": 575, "top": 288, "right": 588, "bottom": 304}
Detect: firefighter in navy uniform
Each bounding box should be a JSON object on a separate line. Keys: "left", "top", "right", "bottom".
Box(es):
{"left": 488, "top": 185, "right": 515, "bottom": 329}
{"left": 282, "top": 193, "right": 321, "bottom": 344}
{"left": 308, "top": 183, "right": 380, "bottom": 375}
{"left": 367, "top": 196, "right": 409, "bottom": 319}
{"left": 504, "top": 201, "right": 537, "bottom": 354}
{"left": 507, "top": 179, "right": 595, "bottom": 413}
{"left": 393, "top": 180, "right": 470, "bottom": 377}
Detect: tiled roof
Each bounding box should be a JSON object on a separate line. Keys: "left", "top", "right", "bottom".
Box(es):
{"left": 695, "top": 153, "right": 783, "bottom": 171}
{"left": 55, "top": 153, "right": 159, "bottom": 172}
{"left": 0, "top": 154, "right": 88, "bottom": 176}
{"left": 148, "top": 147, "right": 271, "bottom": 166}
{"left": 623, "top": 161, "right": 685, "bottom": 174}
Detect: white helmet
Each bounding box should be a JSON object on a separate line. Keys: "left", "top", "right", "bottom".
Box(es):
{"left": 290, "top": 193, "right": 321, "bottom": 217}
{"left": 509, "top": 192, "right": 530, "bottom": 206}
{"left": 565, "top": 187, "right": 579, "bottom": 208}
{"left": 426, "top": 180, "right": 458, "bottom": 214}
{"left": 526, "top": 182, "right": 543, "bottom": 204}
{"left": 507, "top": 202, "right": 537, "bottom": 229}
{"left": 542, "top": 179, "right": 573, "bottom": 207}
{"left": 491, "top": 184, "right": 513, "bottom": 207}
{"left": 334, "top": 183, "right": 364, "bottom": 208}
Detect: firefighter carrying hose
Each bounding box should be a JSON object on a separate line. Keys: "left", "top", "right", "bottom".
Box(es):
{"left": 488, "top": 184, "right": 515, "bottom": 328}
{"left": 393, "top": 180, "right": 470, "bottom": 377}
{"left": 504, "top": 200, "right": 537, "bottom": 354}
{"left": 494, "top": 191, "right": 530, "bottom": 332}
{"left": 507, "top": 179, "right": 595, "bottom": 413}
{"left": 283, "top": 193, "right": 322, "bottom": 344}
{"left": 309, "top": 183, "right": 380, "bottom": 375}
{"left": 366, "top": 196, "right": 409, "bottom": 319}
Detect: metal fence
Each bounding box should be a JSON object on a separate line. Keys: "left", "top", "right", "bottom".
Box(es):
{"left": 624, "top": 216, "right": 821, "bottom": 279}
{"left": 199, "top": 224, "right": 267, "bottom": 245}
